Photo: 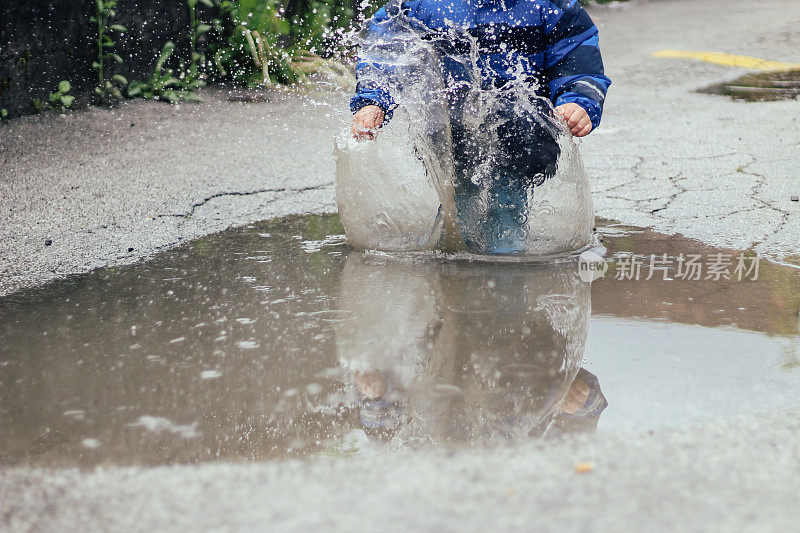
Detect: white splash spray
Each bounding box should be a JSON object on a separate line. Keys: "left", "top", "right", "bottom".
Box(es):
{"left": 334, "top": 9, "right": 595, "bottom": 258}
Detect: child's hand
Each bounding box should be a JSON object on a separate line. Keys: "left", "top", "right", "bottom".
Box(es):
{"left": 561, "top": 378, "right": 590, "bottom": 415}
{"left": 555, "top": 103, "right": 592, "bottom": 137}
{"left": 351, "top": 105, "right": 385, "bottom": 140}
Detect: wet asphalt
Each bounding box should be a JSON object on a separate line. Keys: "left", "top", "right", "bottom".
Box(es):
{"left": 2, "top": 0, "right": 800, "bottom": 297}
{"left": 4, "top": 412, "right": 800, "bottom": 532}
{"left": 2, "top": 0, "right": 800, "bottom": 530}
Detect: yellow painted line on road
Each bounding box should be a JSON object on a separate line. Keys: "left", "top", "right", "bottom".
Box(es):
{"left": 653, "top": 50, "right": 800, "bottom": 71}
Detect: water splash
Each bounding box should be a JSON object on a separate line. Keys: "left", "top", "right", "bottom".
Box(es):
{"left": 334, "top": 9, "right": 595, "bottom": 257}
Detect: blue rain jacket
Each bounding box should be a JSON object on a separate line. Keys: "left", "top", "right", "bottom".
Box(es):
{"left": 351, "top": 0, "right": 611, "bottom": 129}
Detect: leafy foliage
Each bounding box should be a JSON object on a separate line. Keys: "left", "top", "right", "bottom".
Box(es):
{"left": 181, "top": 0, "right": 216, "bottom": 93}
{"left": 213, "top": 0, "right": 353, "bottom": 87}
{"left": 127, "top": 42, "right": 202, "bottom": 103}
{"left": 49, "top": 81, "right": 75, "bottom": 109}
{"left": 126, "top": 0, "right": 217, "bottom": 104}
{"left": 91, "top": 0, "right": 128, "bottom": 101}
{"left": 3, "top": 0, "right": 629, "bottom": 118}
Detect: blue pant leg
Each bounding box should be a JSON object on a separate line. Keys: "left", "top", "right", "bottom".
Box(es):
{"left": 451, "top": 106, "right": 559, "bottom": 255}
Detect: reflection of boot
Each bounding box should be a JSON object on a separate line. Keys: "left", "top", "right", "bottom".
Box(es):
{"left": 420, "top": 262, "right": 592, "bottom": 442}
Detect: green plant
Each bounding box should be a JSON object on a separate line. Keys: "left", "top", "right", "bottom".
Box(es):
{"left": 0, "top": 108, "right": 7, "bottom": 121}
{"left": 291, "top": 52, "right": 355, "bottom": 88}
{"left": 91, "top": 0, "right": 128, "bottom": 101}
{"left": 288, "top": 0, "right": 352, "bottom": 54}
{"left": 31, "top": 98, "right": 46, "bottom": 113}
{"left": 188, "top": 0, "right": 213, "bottom": 60}
{"left": 128, "top": 41, "right": 202, "bottom": 103}
{"left": 214, "top": 0, "right": 292, "bottom": 86}
{"left": 213, "top": 0, "right": 353, "bottom": 87}
{"left": 181, "top": 0, "right": 215, "bottom": 92}
{"left": 49, "top": 80, "right": 75, "bottom": 109}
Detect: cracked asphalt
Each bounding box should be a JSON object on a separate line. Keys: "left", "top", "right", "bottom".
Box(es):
{"left": 584, "top": 0, "right": 800, "bottom": 257}
{"left": 0, "top": 88, "right": 342, "bottom": 296}
{"left": 2, "top": 0, "right": 800, "bottom": 296}
{"left": 1, "top": 0, "right": 800, "bottom": 531}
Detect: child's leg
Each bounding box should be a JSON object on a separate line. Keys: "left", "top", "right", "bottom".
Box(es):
{"left": 451, "top": 104, "right": 561, "bottom": 254}
{"left": 496, "top": 103, "right": 561, "bottom": 186}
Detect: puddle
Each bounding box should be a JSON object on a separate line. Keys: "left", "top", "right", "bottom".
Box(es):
{"left": 1, "top": 214, "right": 798, "bottom": 466}
{"left": 700, "top": 69, "right": 800, "bottom": 101}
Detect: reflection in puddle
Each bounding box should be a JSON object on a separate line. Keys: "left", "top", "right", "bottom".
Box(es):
{"left": 1, "top": 215, "right": 798, "bottom": 466}
{"left": 335, "top": 253, "right": 602, "bottom": 449}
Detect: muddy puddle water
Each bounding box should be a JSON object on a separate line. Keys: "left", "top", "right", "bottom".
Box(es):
{"left": 700, "top": 69, "right": 800, "bottom": 101}
{"left": 1, "top": 215, "right": 799, "bottom": 466}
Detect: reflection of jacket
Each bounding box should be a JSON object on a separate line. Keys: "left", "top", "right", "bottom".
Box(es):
{"left": 351, "top": 0, "right": 612, "bottom": 129}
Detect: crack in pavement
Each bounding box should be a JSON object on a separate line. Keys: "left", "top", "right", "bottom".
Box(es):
{"left": 647, "top": 172, "right": 690, "bottom": 216}
{"left": 589, "top": 150, "right": 793, "bottom": 232}
{"left": 590, "top": 156, "right": 647, "bottom": 194}
{"left": 157, "top": 183, "right": 335, "bottom": 221}
{"left": 736, "top": 158, "right": 792, "bottom": 236}
{"left": 665, "top": 205, "right": 764, "bottom": 221}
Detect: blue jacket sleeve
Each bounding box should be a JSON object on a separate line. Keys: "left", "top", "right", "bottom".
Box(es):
{"left": 543, "top": 0, "right": 611, "bottom": 129}
{"left": 350, "top": 6, "right": 399, "bottom": 120}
